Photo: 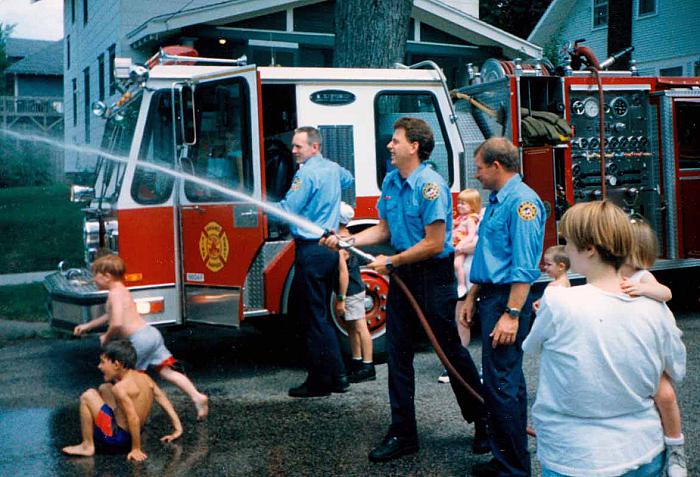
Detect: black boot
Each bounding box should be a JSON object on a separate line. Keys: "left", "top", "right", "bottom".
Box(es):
{"left": 332, "top": 374, "right": 350, "bottom": 393}
{"left": 368, "top": 434, "right": 419, "bottom": 463}
{"left": 349, "top": 362, "right": 376, "bottom": 383}
{"left": 471, "top": 419, "right": 490, "bottom": 455}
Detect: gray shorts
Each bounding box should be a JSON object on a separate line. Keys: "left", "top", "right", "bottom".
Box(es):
{"left": 344, "top": 292, "right": 366, "bottom": 322}
{"left": 128, "top": 325, "right": 174, "bottom": 371}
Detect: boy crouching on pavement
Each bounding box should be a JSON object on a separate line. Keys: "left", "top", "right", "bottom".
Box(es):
{"left": 62, "top": 340, "right": 182, "bottom": 461}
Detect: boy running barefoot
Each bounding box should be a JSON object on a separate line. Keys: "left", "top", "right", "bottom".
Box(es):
{"left": 74, "top": 254, "right": 208, "bottom": 420}
{"left": 62, "top": 340, "right": 182, "bottom": 461}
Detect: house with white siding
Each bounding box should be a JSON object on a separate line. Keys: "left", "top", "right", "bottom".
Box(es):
{"left": 62, "top": 0, "right": 541, "bottom": 173}
{"left": 529, "top": 0, "right": 700, "bottom": 77}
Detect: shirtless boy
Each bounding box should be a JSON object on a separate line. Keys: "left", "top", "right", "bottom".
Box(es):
{"left": 62, "top": 340, "right": 182, "bottom": 461}
{"left": 74, "top": 254, "right": 208, "bottom": 420}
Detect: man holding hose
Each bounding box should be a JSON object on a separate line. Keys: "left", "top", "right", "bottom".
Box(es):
{"left": 322, "top": 117, "right": 487, "bottom": 463}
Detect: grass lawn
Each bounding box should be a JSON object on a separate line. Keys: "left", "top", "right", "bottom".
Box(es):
{"left": 0, "top": 283, "right": 48, "bottom": 322}
{"left": 0, "top": 184, "right": 84, "bottom": 273}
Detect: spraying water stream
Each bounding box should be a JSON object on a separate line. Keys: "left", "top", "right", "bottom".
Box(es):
{"left": 0, "top": 128, "right": 326, "bottom": 237}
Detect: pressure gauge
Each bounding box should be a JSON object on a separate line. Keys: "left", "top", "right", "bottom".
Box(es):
{"left": 583, "top": 97, "right": 600, "bottom": 118}
{"left": 611, "top": 97, "right": 629, "bottom": 117}
{"left": 572, "top": 100, "right": 585, "bottom": 115}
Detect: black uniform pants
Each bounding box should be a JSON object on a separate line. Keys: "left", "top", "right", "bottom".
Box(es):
{"left": 290, "top": 239, "right": 346, "bottom": 390}
{"left": 386, "top": 255, "right": 485, "bottom": 440}
{"left": 477, "top": 283, "right": 533, "bottom": 476}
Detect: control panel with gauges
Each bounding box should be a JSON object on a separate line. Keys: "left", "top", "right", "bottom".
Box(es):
{"left": 567, "top": 85, "right": 660, "bottom": 228}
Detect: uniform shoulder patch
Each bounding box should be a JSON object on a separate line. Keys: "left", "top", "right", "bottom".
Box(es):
{"left": 422, "top": 183, "right": 440, "bottom": 201}
{"left": 290, "top": 177, "right": 302, "bottom": 191}
{"left": 517, "top": 201, "right": 538, "bottom": 221}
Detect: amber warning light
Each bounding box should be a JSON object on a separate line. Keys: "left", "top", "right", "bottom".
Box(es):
{"left": 135, "top": 298, "right": 165, "bottom": 315}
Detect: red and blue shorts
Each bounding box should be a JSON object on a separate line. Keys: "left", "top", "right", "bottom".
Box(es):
{"left": 93, "top": 404, "right": 131, "bottom": 453}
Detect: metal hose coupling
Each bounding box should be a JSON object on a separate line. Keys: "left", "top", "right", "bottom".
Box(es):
{"left": 322, "top": 229, "right": 376, "bottom": 264}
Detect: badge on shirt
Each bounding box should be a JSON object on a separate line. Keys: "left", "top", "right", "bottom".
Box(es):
{"left": 290, "top": 177, "right": 302, "bottom": 191}
{"left": 422, "top": 183, "right": 440, "bottom": 201}
{"left": 517, "top": 201, "right": 538, "bottom": 221}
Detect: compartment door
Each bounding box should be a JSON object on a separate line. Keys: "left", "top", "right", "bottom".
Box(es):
{"left": 178, "top": 67, "right": 264, "bottom": 326}
{"left": 675, "top": 99, "right": 700, "bottom": 258}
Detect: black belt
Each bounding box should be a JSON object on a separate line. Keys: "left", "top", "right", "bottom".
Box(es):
{"left": 395, "top": 253, "right": 454, "bottom": 273}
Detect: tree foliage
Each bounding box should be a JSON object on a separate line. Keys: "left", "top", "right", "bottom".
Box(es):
{"left": 480, "top": 0, "right": 554, "bottom": 40}
{"left": 0, "top": 22, "right": 16, "bottom": 95}
{"left": 333, "top": 0, "right": 413, "bottom": 68}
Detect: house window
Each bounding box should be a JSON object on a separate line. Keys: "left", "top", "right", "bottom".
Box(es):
{"left": 72, "top": 78, "right": 77, "bottom": 127}
{"left": 660, "top": 66, "right": 683, "bottom": 77}
{"left": 83, "top": 0, "right": 88, "bottom": 25}
{"left": 593, "top": 0, "right": 608, "bottom": 27}
{"left": 66, "top": 35, "right": 70, "bottom": 70}
{"left": 97, "top": 54, "right": 105, "bottom": 101}
{"left": 638, "top": 0, "right": 656, "bottom": 16}
{"left": 108, "top": 44, "right": 116, "bottom": 95}
{"left": 83, "top": 67, "right": 91, "bottom": 143}
{"left": 71, "top": 0, "right": 75, "bottom": 24}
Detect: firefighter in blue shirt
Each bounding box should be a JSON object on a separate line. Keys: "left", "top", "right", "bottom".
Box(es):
{"left": 322, "top": 117, "right": 487, "bottom": 463}
{"left": 279, "top": 126, "right": 354, "bottom": 398}
{"left": 461, "top": 137, "right": 545, "bottom": 477}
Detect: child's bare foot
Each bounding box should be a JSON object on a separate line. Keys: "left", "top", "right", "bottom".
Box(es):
{"left": 195, "top": 394, "right": 209, "bottom": 421}
{"left": 62, "top": 442, "right": 95, "bottom": 457}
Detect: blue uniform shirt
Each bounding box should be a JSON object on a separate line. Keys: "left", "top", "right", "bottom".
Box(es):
{"left": 377, "top": 163, "right": 453, "bottom": 258}
{"left": 470, "top": 174, "right": 545, "bottom": 284}
{"left": 278, "top": 155, "right": 354, "bottom": 239}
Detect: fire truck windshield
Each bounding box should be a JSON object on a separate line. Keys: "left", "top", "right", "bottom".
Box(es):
{"left": 93, "top": 93, "right": 143, "bottom": 202}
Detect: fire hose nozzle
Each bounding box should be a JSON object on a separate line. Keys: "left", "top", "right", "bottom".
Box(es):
{"left": 599, "top": 46, "right": 635, "bottom": 70}
{"left": 323, "top": 229, "right": 377, "bottom": 264}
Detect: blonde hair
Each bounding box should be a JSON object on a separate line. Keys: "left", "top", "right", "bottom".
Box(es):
{"left": 545, "top": 245, "right": 570, "bottom": 270}
{"left": 91, "top": 254, "right": 126, "bottom": 279}
{"left": 627, "top": 219, "right": 658, "bottom": 270}
{"left": 457, "top": 189, "right": 482, "bottom": 215}
{"left": 559, "top": 201, "right": 633, "bottom": 270}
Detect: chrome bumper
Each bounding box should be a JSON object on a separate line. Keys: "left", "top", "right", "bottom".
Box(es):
{"left": 43, "top": 271, "right": 107, "bottom": 330}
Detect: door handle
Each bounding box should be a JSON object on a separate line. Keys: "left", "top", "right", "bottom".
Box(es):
{"left": 239, "top": 210, "right": 258, "bottom": 217}
{"left": 183, "top": 206, "right": 205, "bottom": 214}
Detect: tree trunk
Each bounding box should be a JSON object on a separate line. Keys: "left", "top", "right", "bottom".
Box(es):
{"left": 333, "top": 0, "right": 413, "bottom": 68}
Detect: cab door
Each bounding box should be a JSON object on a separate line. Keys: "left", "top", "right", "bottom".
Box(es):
{"left": 177, "top": 67, "right": 264, "bottom": 326}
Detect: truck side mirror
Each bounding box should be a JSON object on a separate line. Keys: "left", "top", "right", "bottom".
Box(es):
{"left": 177, "top": 84, "right": 197, "bottom": 145}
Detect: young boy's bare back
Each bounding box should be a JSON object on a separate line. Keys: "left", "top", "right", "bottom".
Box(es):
{"left": 63, "top": 340, "right": 182, "bottom": 461}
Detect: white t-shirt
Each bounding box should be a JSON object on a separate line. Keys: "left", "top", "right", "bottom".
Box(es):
{"left": 523, "top": 284, "right": 686, "bottom": 476}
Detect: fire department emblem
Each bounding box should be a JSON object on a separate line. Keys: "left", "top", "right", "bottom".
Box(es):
{"left": 290, "top": 177, "right": 302, "bottom": 191}
{"left": 422, "top": 183, "right": 440, "bottom": 201}
{"left": 199, "top": 221, "right": 229, "bottom": 272}
{"left": 517, "top": 201, "right": 538, "bottom": 221}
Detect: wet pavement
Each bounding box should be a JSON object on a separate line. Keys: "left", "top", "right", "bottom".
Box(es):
{"left": 1, "top": 311, "right": 699, "bottom": 477}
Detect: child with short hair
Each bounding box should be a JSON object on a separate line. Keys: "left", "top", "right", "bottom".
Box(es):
{"left": 62, "top": 340, "right": 182, "bottom": 461}
{"left": 453, "top": 189, "right": 482, "bottom": 298}
{"left": 533, "top": 245, "right": 571, "bottom": 312}
{"left": 523, "top": 201, "right": 686, "bottom": 477}
{"left": 336, "top": 202, "right": 375, "bottom": 383}
{"left": 620, "top": 219, "right": 685, "bottom": 477}
{"left": 74, "top": 255, "right": 208, "bottom": 421}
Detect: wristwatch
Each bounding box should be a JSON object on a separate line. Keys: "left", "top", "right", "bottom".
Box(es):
{"left": 504, "top": 306, "right": 521, "bottom": 318}
{"left": 385, "top": 257, "right": 395, "bottom": 273}
{"left": 336, "top": 294, "right": 345, "bottom": 302}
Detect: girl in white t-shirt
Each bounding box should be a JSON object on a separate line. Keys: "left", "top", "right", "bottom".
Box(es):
{"left": 620, "top": 219, "right": 685, "bottom": 477}
{"left": 524, "top": 201, "right": 686, "bottom": 477}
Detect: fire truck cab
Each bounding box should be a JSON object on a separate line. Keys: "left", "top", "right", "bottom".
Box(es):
{"left": 45, "top": 52, "right": 465, "bottom": 352}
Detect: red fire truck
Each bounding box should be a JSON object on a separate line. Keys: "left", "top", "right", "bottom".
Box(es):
{"left": 45, "top": 46, "right": 700, "bottom": 352}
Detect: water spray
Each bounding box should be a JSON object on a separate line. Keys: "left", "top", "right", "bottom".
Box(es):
{"left": 3, "top": 128, "right": 489, "bottom": 418}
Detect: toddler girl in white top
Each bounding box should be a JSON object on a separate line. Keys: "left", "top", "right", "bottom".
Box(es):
{"left": 620, "top": 219, "right": 685, "bottom": 477}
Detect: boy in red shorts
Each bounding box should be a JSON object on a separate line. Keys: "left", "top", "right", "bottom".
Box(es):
{"left": 62, "top": 340, "right": 182, "bottom": 461}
